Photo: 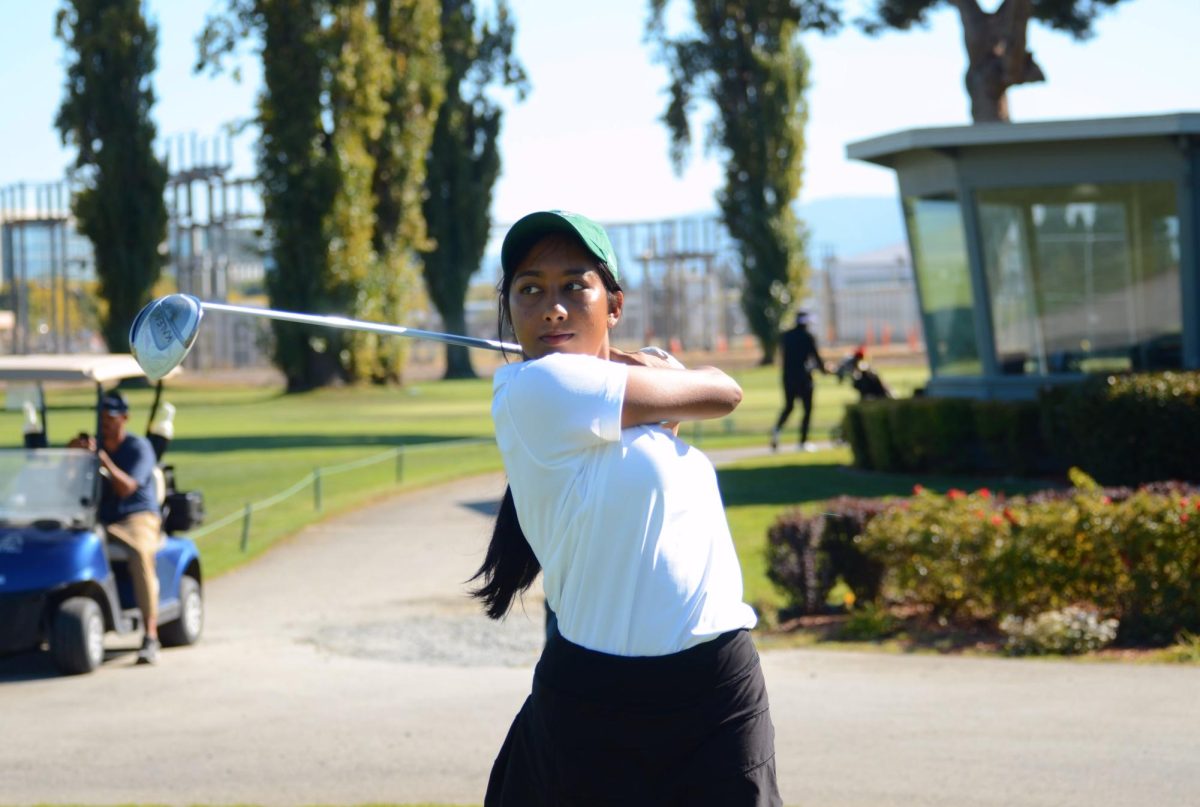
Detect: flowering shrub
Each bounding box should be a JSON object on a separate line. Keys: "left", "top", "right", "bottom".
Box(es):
{"left": 1000, "top": 606, "right": 1119, "bottom": 656}
{"left": 768, "top": 472, "right": 1200, "bottom": 643}
{"left": 858, "top": 471, "right": 1200, "bottom": 643}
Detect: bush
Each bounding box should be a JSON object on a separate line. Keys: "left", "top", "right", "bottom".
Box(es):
{"left": 1041, "top": 372, "right": 1200, "bottom": 485}
{"left": 844, "top": 371, "right": 1200, "bottom": 484}
{"left": 766, "top": 472, "right": 1200, "bottom": 643}
{"left": 837, "top": 602, "right": 900, "bottom": 641}
{"left": 1000, "top": 606, "right": 1119, "bottom": 656}
{"left": 857, "top": 401, "right": 899, "bottom": 471}
{"left": 857, "top": 474, "right": 1200, "bottom": 643}
{"left": 859, "top": 486, "right": 999, "bottom": 618}
{"left": 840, "top": 406, "right": 870, "bottom": 470}
{"left": 844, "top": 396, "right": 1053, "bottom": 476}
{"left": 972, "top": 400, "right": 1043, "bottom": 475}
{"left": 766, "top": 496, "right": 892, "bottom": 614}
{"left": 892, "top": 397, "right": 976, "bottom": 472}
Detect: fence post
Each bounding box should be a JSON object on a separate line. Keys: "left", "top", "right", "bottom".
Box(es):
{"left": 395, "top": 446, "right": 405, "bottom": 484}
{"left": 313, "top": 468, "right": 322, "bottom": 512}
{"left": 240, "top": 503, "right": 252, "bottom": 552}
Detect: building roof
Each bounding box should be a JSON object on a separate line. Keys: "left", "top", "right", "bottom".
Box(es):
{"left": 847, "top": 112, "right": 1200, "bottom": 166}
{"left": 833, "top": 241, "right": 911, "bottom": 269}
{"left": 0, "top": 354, "right": 179, "bottom": 383}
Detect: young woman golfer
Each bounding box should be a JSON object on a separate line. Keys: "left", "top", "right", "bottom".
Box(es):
{"left": 475, "top": 210, "right": 781, "bottom": 806}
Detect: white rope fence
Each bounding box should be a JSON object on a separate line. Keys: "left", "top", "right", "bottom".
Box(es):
{"left": 186, "top": 437, "right": 497, "bottom": 550}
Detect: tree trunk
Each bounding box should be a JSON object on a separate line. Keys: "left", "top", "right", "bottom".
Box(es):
{"left": 952, "top": 0, "right": 1045, "bottom": 123}
{"left": 441, "top": 307, "right": 477, "bottom": 379}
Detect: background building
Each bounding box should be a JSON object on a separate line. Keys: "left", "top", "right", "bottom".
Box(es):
{"left": 849, "top": 112, "right": 1198, "bottom": 398}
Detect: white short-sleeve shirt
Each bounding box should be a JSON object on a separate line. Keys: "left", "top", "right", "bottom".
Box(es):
{"left": 491, "top": 351, "right": 757, "bottom": 657}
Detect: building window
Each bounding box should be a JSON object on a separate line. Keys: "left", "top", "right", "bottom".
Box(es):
{"left": 978, "top": 181, "right": 1181, "bottom": 375}
{"left": 904, "top": 196, "right": 981, "bottom": 376}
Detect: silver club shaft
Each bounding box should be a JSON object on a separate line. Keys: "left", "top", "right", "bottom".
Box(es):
{"left": 198, "top": 300, "right": 521, "bottom": 353}
{"left": 129, "top": 293, "right": 522, "bottom": 381}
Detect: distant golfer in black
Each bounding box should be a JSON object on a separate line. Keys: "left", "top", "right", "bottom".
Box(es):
{"left": 771, "top": 311, "right": 829, "bottom": 452}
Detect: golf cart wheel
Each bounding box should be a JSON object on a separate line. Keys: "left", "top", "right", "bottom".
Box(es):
{"left": 51, "top": 596, "right": 105, "bottom": 675}
{"left": 160, "top": 575, "right": 203, "bottom": 647}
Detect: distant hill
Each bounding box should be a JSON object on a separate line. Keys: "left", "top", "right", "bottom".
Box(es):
{"left": 797, "top": 195, "right": 905, "bottom": 262}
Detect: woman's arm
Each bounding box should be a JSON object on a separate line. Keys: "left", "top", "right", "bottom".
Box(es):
{"left": 620, "top": 363, "right": 742, "bottom": 428}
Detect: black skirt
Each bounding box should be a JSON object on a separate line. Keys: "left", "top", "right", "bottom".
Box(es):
{"left": 485, "top": 628, "right": 781, "bottom": 806}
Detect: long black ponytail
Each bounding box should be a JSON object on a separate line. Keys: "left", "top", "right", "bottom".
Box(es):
{"left": 470, "top": 486, "right": 540, "bottom": 620}
{"left": 471, "top": 233, "right": 623, "bottom": 620}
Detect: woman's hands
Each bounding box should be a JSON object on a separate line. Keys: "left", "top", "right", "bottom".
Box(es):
{"left": 608, "top": 346, "right": 677, "bottom": 369}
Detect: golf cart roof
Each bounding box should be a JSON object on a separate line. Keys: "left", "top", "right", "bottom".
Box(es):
{"left": 0, "top": 354, "right": 180, "bottom": 384}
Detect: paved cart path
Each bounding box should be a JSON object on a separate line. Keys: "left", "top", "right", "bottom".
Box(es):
{"left": 2, "top": 456, "right": 1199, "bottom": 806}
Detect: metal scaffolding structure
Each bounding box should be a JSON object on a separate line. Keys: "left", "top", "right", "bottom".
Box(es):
{"left": 163, "top": 132, "right": 268, "bottom": 370}
{"left": 0, "top": 181, "right": 95, "bottom": 355}
{"left": 4, "top": 144, "right": 916, "bottom": 372}
{"left": 605, "top": 216, "right": 747, "bottom": 352}
{"left": 0, "top": 131, "right": 269, "bottom": 366}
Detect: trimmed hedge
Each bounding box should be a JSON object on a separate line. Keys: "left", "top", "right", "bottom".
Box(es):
{"left": 845, "top": 397, "right": 1047, "bottom": 475}
{"left": 1041, "top": 372, "right": 1200, "bottom": 485}
{"left": 843, "top": 370, "right": 1200, "bottom": 484}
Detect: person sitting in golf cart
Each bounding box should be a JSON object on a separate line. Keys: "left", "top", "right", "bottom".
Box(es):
{"left": 68, "top": 391, "right": 163, "bottom": 665}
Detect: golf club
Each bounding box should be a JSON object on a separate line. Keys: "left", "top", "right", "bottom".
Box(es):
{"left": 129, "top": 293, "right": 522, "bottom": 381}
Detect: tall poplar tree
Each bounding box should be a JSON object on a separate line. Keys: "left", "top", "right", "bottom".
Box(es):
{"left": 648, "top": 0, "right": 812, "bottom": 363}
{"left": 56, "top": 0, "right": 168, "bottom": 354}
{"left": 421, "top": 0, "right": 527, "bottom": 379}
{"left": 199, "top": 0, "right": 442, "bottom": 389}
{"left": 199, "top": 0, "right": 337, "bottom": 390}
{"left": 367, "top": 0, "right": 444, "bottom": 383}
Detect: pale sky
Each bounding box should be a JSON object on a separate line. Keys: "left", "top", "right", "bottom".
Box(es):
{"left": 1, "top": 0, "right": 1197, "bottom": 224}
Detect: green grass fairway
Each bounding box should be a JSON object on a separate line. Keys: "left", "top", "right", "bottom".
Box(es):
{"left": 0, "top": 361, "right": 929, "bottom": 579}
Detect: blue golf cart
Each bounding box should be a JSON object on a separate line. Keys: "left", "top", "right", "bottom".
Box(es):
{"left": 0, "top": 355, "right": 205, "bottom": 674}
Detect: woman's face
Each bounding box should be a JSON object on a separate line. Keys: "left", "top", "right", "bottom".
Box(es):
{"left": 508, "top": 234, "right": 622, "bottom": 360}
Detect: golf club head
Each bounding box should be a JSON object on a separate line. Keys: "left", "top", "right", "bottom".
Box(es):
{"left": 129, "top": 294, "right": 204, "bottom": 381}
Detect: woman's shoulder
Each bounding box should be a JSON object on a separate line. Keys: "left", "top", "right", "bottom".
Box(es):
{"left": 495, "top": 353, "right": 610, "bottom": 387}
{"left": 493, "top": 353, "right": 626, "bottom": 414}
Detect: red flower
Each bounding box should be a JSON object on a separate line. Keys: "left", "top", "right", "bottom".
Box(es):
{"left": 991, "top": 514, "right": 1004, "bottom": 526}
{"left": 1181, "top": 498, "right": 1191, "bottom": 509}
{"left": 975, "top": 509, "right": 986, "bottom": 520}
{"left": 912, "top": 484, "right": 925, "bottom": 495}
{"left": 1101, "top": 496, "right": 1112, "bottom": 505}
{"left": 947, "top": 489, "right": 966, "bottom": 501}
{"left": 977, "top": 488, "right": 992, "bottom": 499}
{"left": 1182, "top": 513, "right": 1191, "bottom": 524}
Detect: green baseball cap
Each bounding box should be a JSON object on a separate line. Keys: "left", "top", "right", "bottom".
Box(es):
{"left": 501, "top": 210, "right": 620, "bottom": 281}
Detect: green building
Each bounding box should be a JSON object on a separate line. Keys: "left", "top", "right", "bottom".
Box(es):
{"left": 849, "top": 113, "right": 1199, "bottom": 399}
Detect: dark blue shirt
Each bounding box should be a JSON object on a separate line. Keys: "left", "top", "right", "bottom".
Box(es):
{"left": 99, "top": 434, "right": 158, "bottom": 524}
